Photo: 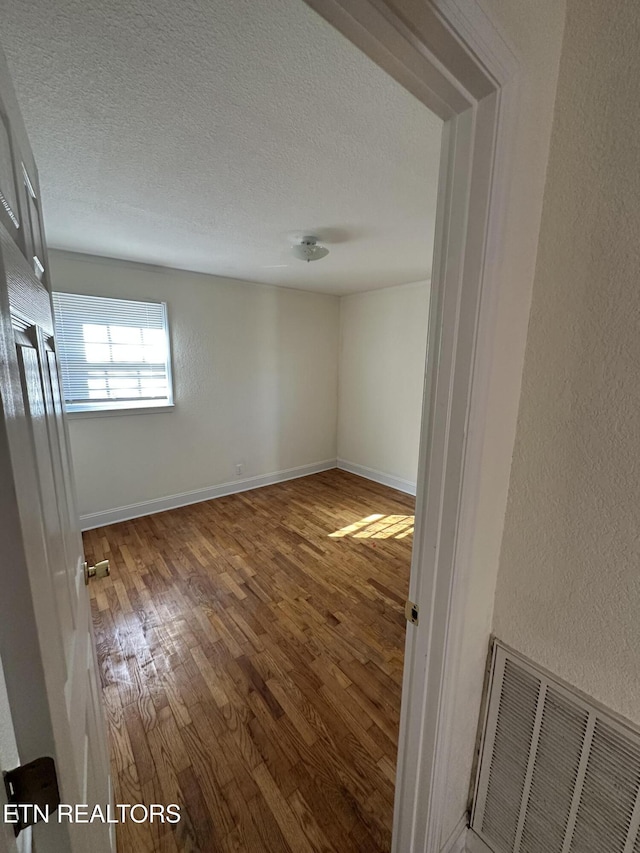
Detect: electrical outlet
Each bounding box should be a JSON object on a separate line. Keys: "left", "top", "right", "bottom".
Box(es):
{"left": 235, "top": 463, "right": 243, "bottom": 476}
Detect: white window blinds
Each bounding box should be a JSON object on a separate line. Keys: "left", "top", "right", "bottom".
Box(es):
{"left": 52, "top": 292, "right": 173, "bottom": 413}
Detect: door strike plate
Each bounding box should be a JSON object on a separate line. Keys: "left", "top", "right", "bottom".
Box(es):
{"left": 84, "top": 559, "right": 110, "bottom": 585}
{"left": 4, "top": 756, "right": 60, "bottom": 835}
{"left": 405, "top": 600, "right": 419, "bottom": 625}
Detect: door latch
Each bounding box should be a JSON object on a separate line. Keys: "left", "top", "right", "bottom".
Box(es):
{"left": 84, "top": 559, "right": 110, "bottom": 585}
{"left": 4, "top": 756, "right": 60, "bottom": 835}
{"left": 405, "top": 600, "right": 419, "bottom": 625}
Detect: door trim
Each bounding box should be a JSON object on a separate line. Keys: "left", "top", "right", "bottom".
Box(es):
{"left": 302, "top": 1, "right": 520, "bottom": 850}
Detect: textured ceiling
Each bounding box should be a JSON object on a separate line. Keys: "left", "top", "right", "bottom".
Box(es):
{"left": 0, "top": 0, "right": 442, "bottom": 294}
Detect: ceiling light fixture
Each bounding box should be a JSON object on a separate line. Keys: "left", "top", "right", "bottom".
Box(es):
{"left": 291, "top": 236, "right": 329, "bottom": 262}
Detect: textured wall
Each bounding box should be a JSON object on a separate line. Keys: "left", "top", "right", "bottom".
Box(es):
{"left": 50, "top": 251, "right": 339, "bottom": 517}
{"left": 337, "top": 282, "right": 429, "bottom": 489}
{"left": 494, "top": 0, "right": 640, "bottom": 724}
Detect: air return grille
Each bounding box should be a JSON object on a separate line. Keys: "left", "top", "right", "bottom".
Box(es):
{"left": 471, "top": 644, "right": 640, "bottom": 853}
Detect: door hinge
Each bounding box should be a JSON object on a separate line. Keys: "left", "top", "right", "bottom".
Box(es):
{"left": 405, "top": 600, "right": 419, "bottom": 625}
{"left": 3, "top": 756, "right": 60, "bottom": 836}
{"left": 84, "top": 559, "right": 110, "bottom": 585}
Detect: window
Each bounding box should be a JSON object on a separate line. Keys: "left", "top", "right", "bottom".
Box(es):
{"left": 52, "top": 292, "right": 173, "bottom": 414}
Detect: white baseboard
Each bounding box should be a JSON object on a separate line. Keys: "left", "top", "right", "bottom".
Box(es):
{"left": 440, "top": 816, "right": 470, "bottom": 853}
{"left": 79, "top": 459, "right": 337, "bottom": 530}
{"left": 337, "top": 458, "right": 417, "bottom": 495}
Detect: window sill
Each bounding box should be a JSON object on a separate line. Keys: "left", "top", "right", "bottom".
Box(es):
{"left": 65, "top": 403, "right": 175, "bottom": 419}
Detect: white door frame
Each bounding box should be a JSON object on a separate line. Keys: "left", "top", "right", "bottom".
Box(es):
{"left": 303, "top": 1, "right": 520, "bottom": 850}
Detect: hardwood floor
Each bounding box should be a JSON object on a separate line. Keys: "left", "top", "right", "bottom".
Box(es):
{"left": 84, "top": 469, "right": 414, "bottom": 852}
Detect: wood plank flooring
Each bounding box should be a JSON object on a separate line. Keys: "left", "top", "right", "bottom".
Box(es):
{"left": 84, "top": 469, "right": 414, "bottom": 852}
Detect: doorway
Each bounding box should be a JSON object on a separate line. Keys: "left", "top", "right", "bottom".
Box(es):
{"left": 0, "top": 1, "right": 519, "bottom": 852}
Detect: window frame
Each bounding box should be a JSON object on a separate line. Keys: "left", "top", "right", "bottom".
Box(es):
{"left": 52, "top": 291, "right": 175, "bottom": 417}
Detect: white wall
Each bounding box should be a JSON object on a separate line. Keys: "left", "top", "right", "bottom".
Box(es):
{"left": 337, "top": 281, "right": 429, "bottom": 492}
{"left": 494, "top": 0, "right": 640, "bottom": 725}
{"left": 50, "top": 251, "right": 339, "bottom": 522}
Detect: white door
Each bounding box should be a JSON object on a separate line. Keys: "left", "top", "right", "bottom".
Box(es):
{"left": 0, "top": 42, "right": 113, "bottom": 853}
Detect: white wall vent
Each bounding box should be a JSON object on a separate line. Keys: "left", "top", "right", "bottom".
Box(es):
{"left": 471, "top": 642, "right": 640, "bottom": 853}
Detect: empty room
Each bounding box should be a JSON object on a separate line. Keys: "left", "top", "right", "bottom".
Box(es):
{"left": 8, "top": 1, "right": 640, "bottom": 853}
{"left": 0, "top": 0, "right": 441, "bottom": 850}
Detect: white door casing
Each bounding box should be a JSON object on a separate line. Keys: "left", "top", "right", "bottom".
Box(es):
{"left": 302, "top": 1, "right": 520, "bottom": 851}
{"left": 0, "top": 42, "right": 113, "bottom": 853}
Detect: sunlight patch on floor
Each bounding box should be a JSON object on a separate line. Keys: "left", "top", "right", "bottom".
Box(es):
{"left": 329, "top": 513, "right": 414, "bottom": 539}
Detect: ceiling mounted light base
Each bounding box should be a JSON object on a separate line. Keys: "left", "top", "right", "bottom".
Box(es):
{"left": 291, "top": 236, "right": 329, "bottom": 262}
